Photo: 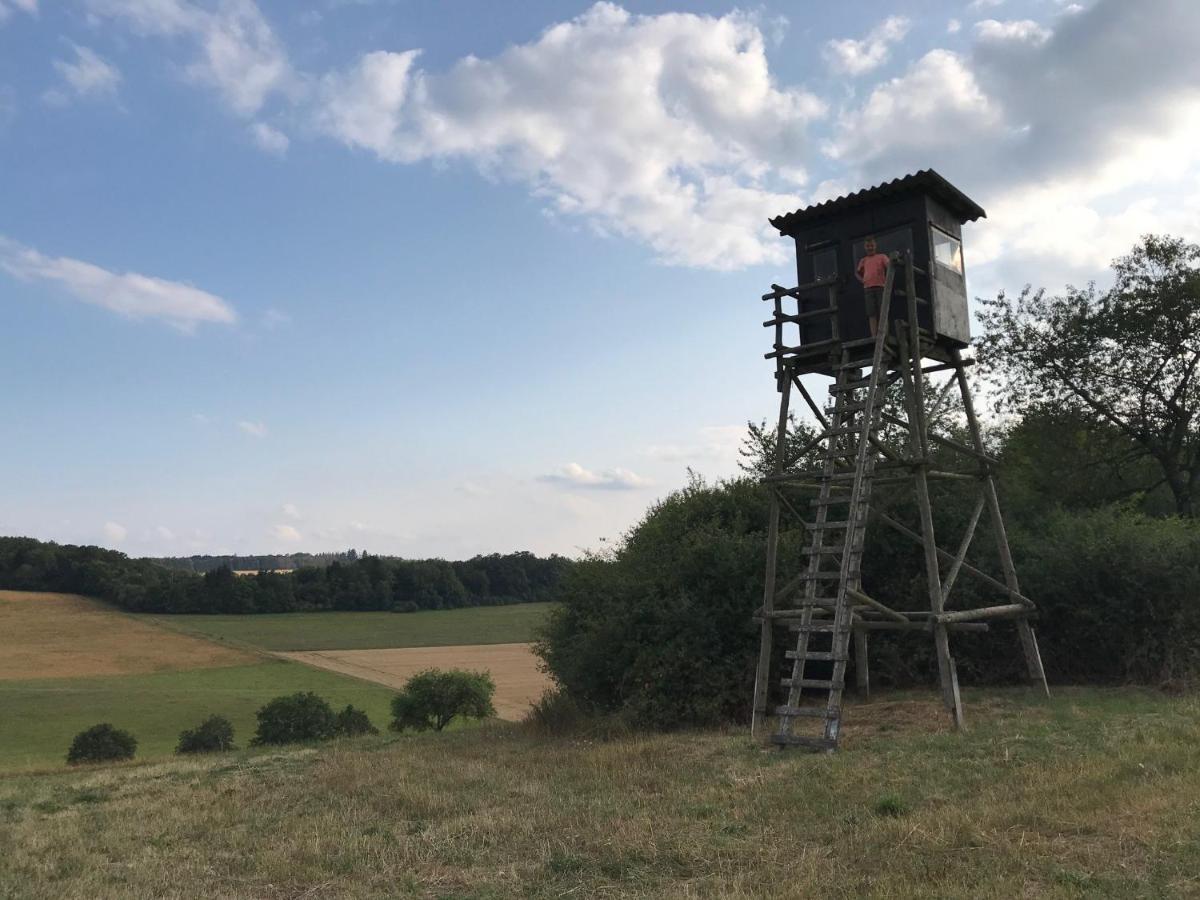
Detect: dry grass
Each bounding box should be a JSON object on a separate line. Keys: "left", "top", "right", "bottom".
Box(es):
{"left": 0, "top": 591, "right": 255, "bottom": 680}
{"left": 1, "top": 687, "right": 1198, "bottom": 898}
{"left": 276, "top": 643, "right": 552, "bottom": 720}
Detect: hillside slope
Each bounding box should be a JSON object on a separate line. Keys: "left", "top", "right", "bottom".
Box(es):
{"left": 1, "top": 688, "right": 1197, "bottom": 898}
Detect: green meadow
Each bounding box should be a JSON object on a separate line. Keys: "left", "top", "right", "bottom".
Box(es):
{"left": 142, "top": 602, "right": 555, "bottom": 651}
{"left": 0, "top": 660, "right": 396, "bottom": 772}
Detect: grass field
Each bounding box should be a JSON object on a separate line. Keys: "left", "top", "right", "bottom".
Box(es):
{"left": 1, "top": 687, "right": 1197, "bottom": 898}
{"left": 143, "top": 602, "right": 555, "bottom": 651}
{"left": 0, "top": 659, "right": 397, "bottom": 772}
{"left": 0, "top": 590, "right": 254, "bottom": 679}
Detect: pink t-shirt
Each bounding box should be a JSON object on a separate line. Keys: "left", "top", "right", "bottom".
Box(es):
{"left": 857, "top": 252, "right": 889, "bottom": 289}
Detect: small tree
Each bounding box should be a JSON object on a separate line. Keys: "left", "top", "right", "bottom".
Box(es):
{"left": 978, "top": 234, "right": 1200, "bottom": 516}
{"left": 66, "top": 724, "right": 137, "bottom": 765}
{"left": 390, "top": 669, "right": 496, "bottom": 732}
{"left": 333, "top": 704, "right": 378, "bottom": 737}
{"left": 251, "top": 692, "right": 336, "bottom": 746}
{"left": 176, "top": 715, "right": 236, "bottom": 754}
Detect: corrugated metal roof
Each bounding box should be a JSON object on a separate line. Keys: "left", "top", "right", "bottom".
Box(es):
{"left": 770, "top": 169, "right": 986, "bottom": 235}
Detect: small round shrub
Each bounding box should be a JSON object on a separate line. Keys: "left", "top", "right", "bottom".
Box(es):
{"left": 176, "top": 715, "right": 236, "bottom": 754}
{"left": 522, "top": 688, "right": 585, "bottom": 735}
{"left": 333, "top": 705, "right": 378, "bottom": 737}
{"left": 66, "top": 724, "right": 137, "bottom": 765}
{"left": 251, "top": 692, "right": 336, "bottom": 746}
{"left": 390, "top": 668, "right": 496, "bottom": 732}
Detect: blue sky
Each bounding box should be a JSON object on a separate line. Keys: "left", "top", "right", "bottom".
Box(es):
{"left": 2, "top": 0, "right": 1198, "bottom": 558}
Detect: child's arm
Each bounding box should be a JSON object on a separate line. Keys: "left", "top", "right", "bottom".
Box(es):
{"left": 855, "top": 258, "right": 865, "bottom": 283}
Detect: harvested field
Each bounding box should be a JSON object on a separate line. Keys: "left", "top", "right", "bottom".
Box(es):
{"left": 0, "top": 590, "right": 255, "bottom": 680}
{"left": 277, "top": 642, "right": 552, "bottom": 719}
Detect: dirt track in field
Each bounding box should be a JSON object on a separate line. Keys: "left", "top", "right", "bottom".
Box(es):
{"left": 276, "top": 643, "right": 552, "bottom": 720}
{"left": 0, "top": 590, "right": 256, "bottom": 680}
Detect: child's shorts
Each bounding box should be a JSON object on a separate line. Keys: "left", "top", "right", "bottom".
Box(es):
{"left": 865, "top": 286, "right": 884, "bottom": 317}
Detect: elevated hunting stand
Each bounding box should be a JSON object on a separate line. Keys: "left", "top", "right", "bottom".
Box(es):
{"left": 751, "top": 170, "right": 1049, "bottom": 751}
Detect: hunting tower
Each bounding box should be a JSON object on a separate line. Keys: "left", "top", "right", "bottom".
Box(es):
{"left": 751, "top": 170, "right": 1049, "bottom": 751}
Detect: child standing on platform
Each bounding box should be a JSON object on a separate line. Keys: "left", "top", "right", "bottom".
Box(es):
{"left": 855, "top": 236, "right": 890, "bottom": 337}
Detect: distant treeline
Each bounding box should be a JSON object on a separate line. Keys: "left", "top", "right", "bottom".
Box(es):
{"left": 0, "top": 536, "right": 572, "bottom": 615}
{"left": 150, "top": 551, "right": 360, "bottom": 573}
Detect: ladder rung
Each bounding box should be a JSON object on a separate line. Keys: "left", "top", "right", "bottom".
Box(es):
{"left": 823, "top": 426, "right": 864, "bottom": 437}
{"left": 802, "top": 547, "right": 843, "bottom": 556}
{"left": 804, "top": 521, "right": 852, "bottom": 530}
{"left": 810, "top": 497, "right": 854, "bottom": 505}
{"left": 786, "top": 651, "right": 847, "bottom": 662}
{"left": 795, "top": 570, "right": 860, "bottom": 581}
{"left": 781, "top": 677, "right": 843, "bottom": 689}
{"left": 770, "top": 734, "right": 838, "bottom": 751}
{"left": 789, "top": 623, "right": 844, "bottom": 634}
{"left": 775, "top": 705, "right": 837, "bottom": 719}
{"left": 830, "top": 379, "right": 872, "bottom": 393}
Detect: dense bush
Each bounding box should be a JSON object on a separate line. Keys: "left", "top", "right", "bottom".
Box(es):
{"left": 333, "top": 705, "right": 378, "bottom": 737}
{"left": 66, "top": 724, "right": 137, "bottom": 765}
{"left": 390, "top": 669, "right": 496, "bottom": 732}
{"left": 522, "top": 688, "right": 587, "bottom": 736}
{"left": 251, "top": 693, "right": 337, "bottom": 746}
{"left": 536, "top": 474, "right": 1200, "bottom": 730}
{"left": 176, "top": 715, "right": 236, "bottom": 754}
{"left": 1015, "top": 507, "right": 1200, "bottom": 685}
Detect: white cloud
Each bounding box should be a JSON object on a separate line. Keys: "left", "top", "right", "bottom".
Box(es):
{"left": 974, "top": 19, "right": 1052, "bottom": 45}
{"left": 0, "top": 0, "right": 37, "bottom": 24}
{"left": 456, "top": 480, "right": 490, "bottom": 497}
{"left": 155, "top": 525, "right": 176, "bottom": 541}
{"left": 947, "top": 19, "right": 962, "bottom": 34}
{"left": 644, "top": 424, "right": 744, "bottom": 463}
{"left": 823, "top": 16, "right": 911, "bottom": 76}
{"left": 0, "top": 237, "right": 237, "bottom": 331}
{"left": 103, "top": 521, "right": 127, "bottom": 542}
{"left": 968, "top": 0, "right": 1005, "bottom": 9}
{"left": 281, "top": 502, "right": 300, "bottom": 519}
{"left": 827, "top": 49, "right": 1003, "bottom": 164}
{"left": 313, "top": 3, "right": 823, "bottom": 269}
{"left": 538, "top": 462, "right": 651, "bottom": 490}
{"left": 238, "top": 420, "right": 268, "bottom": 437}
{"left": 85, "top": 0, "right": 291, "bottom": 116}
{"left": 48, "top": 43, "right": 121, "bottom": 103}
{"left": 261, "top": 307, "right": 291, "bottom": 328}
{"left": 250, "top": 121, "right": 289, "bottom": 154}
{"left": 270, "top": 523, "right": 302, "bottom": 542}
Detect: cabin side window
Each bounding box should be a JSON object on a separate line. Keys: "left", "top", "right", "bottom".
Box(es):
{"left": 931, "top": 226, "right": 963, "bottom": 274}
{"left": 812, "top": 246, "right": 837, "bottom": 282}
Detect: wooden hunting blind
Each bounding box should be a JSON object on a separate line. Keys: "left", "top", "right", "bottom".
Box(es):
{"left": 752, "top": 170, "right": 1048, "bottom": 751}
{"left": 768, "top": 170, "right": 984, "bottom": 371}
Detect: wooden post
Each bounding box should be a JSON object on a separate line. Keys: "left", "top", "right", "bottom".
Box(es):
{"left": 854, "top": 628, "right": 869, "bottom": 696}
{"left": 752, "top": 373, "right": 792, "bottom": 738}
{"left": 898, "top": 319, "right": 965, "bottom": 729}
{"left": 951, "top": 348, "right": 1050, "bottom": 697}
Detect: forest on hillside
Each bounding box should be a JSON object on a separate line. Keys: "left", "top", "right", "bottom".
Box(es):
{"left": 0, "top": 539, "right": 572, "bottom": 615}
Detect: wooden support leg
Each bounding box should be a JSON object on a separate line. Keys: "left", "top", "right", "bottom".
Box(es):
{"left": 752, "top": 376, "right": 792, "bottom": 738}
{"left": 854, "top": 628, "right": 870, "bottom": 697}
{"left": 1017, "top": 620, "right": 1050, "bottom": 697}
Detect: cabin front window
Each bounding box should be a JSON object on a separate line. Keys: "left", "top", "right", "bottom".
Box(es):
{"left": 932, "top": 226, "right": 963, "bottom": 274}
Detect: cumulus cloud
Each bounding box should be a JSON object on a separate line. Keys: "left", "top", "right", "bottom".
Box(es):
{"left": 46, "top": 43, "right": 121, "bottom": 104}
{"left": 103, "top": 521, "right": 127, "bottom": 542}
{"left": 313, "top": 3, "right": 823, "bottom": 268}
{"left": 826, "top": 49, "right": 1003, "bottom": 165}
{"left": 270, "top": 523, "right": 302, "bottom": 542}
{"left": 0, "top": 0, "right": 37, "bottom": 24}
{"left": 947, "top": 19, "right": 962, "bottom": 34}
{"left": 823, "top": 16, "right": 911, "bottom": 76}
{"left": 0, "top": 237, "right": 237, "bottom": 330}
{"left": 974, "top": 19, "right": 1051, "bottom": 45}
{"left": 249, "top": 121, "right": 288, "bottom": 154}
{"left": 538, "top": 462, "right": 651, "bottom": 490}
{"left": 644, "top": 424, "right": 744, "bottom": 463}
{"left": 281, "top": 502, "right": 300, "bottom": 519}
{"left": 238, "top": 420, "right": 268, "bottom": 437}
{"left": 85, "top": 0, "right": 291, "bottom": 116}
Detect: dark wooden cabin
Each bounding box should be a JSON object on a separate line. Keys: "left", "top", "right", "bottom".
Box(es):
{"left": 769, "top": 170, "right": 985, "bottom": 365}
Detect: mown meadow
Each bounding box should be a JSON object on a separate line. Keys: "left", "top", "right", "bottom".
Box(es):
{"left": 2, "top": 687, "right": 1198, "bottom": 898}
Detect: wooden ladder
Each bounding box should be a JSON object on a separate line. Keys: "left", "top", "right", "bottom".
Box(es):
{"left": 771, "top": 262, "right": 899, "bottom": 751}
